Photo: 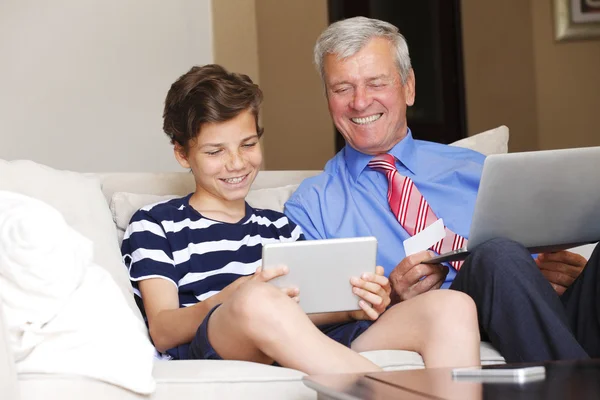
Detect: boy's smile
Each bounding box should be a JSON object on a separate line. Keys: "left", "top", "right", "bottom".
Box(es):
{"left": 220, "top": 173, "right": 250, "bottom": 185}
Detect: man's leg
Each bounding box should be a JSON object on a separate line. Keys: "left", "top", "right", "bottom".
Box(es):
{"left": 561, "top": 243, "right": 600, "bottom": 357}
{"left": 450, "top": 238, "right": 588, "bottom": 363}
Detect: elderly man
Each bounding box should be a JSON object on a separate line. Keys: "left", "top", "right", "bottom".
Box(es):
{"left": 285, "top": 16, "right": 600, "bottom": 363}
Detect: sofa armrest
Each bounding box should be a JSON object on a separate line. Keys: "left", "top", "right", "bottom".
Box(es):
{"left": 0, "top": 296, "right": 20, "bottom": 399}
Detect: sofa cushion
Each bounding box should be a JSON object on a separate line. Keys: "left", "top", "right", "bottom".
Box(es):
{"left": 360, "top": 342, "right": 505, "bottom": 371}
{"left": 110, "top": 184, "right": 301, "bottom": 245}
{"left": 450, "top": 125, "right": 509, "bottom": 155}
{"left": 97, "top": 171, "right": 319, "bottom": 203}
{"left": 246, "top": 184, "right": 301, "bottom": 212}
{"left": 110, "top": 192, "right": 178, "bottom": 244}
{"left": 16, "top": 344, "right": 506, "bottom": 400}
{"left": 18, "top": 359, "right": 316, "bottom": 400}
{"left": 0, "top": 160, "right": 143, "bottom": 323}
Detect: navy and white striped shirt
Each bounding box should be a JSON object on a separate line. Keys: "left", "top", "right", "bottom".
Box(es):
{"left": 121, "top": 193, "right": 304, "bottom": 359}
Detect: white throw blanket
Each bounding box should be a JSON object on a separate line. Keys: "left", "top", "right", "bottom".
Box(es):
{"left": 0, "top": 191, "right": 155, "bottom": 394}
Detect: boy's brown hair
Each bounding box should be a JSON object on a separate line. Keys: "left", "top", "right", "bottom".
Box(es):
{"left": 163, "top": 64, "right": 264, "bottom": 151}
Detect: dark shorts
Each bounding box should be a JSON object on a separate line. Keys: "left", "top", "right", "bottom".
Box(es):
{"left": 188, "top": 304, "right": 373, "bottom": 360}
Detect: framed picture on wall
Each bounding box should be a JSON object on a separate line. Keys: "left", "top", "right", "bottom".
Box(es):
{"left": 554, "top": 0, "right": 600, "bottom": 41}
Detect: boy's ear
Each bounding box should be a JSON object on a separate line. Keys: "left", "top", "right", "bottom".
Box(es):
{"left": 174, "top": 144, "right": 191, "bottom": 169}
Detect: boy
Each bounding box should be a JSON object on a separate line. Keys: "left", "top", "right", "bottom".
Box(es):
{"left": 122, "top": 64, "right": 481, "bottom": 374}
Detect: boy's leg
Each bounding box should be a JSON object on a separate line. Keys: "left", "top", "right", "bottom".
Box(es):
{"left": 561, "top": 242, "right": 600, "bottom": 357}
{"left": 350, "top": 290, "right": 480, "bottom": 368}
{"left": 196, "top": 280, "right": 381, "bottom": 374}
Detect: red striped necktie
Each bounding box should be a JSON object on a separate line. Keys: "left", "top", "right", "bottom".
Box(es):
{"left": 368, "top": 153, "right": 466, "bottom": 270}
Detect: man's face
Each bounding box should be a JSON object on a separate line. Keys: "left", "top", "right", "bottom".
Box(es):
{"left": 323, "top": 37, "right": 415, "bottom": 155}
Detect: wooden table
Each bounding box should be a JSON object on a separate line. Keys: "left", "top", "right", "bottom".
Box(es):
{"left": 303, "top": 359, "right": 600, "bottom": 399}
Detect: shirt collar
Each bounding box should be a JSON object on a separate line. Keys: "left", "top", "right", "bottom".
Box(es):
{"left": 345, "top": 128, "right": 417, "bottom": 182}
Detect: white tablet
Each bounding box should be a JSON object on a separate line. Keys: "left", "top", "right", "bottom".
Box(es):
{"left": 262, "top": 237, "right": 377, "bottom": 314}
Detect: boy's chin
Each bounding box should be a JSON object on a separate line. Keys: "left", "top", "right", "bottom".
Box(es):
{"left": 221, "top": 188, "right": 251, "bottom": 202}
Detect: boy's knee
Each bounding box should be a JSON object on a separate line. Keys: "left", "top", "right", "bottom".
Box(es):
{"left": 442, "top": 291, "right": 477, "bottom": 317}
{"left": 229, "top": 281, "right": 285, "bottom": 324}
{"left": 427, "top": 291, "right": 478, "bottom": 331}
{"left": 227, "top": 281, "right": 297, "bottom": 346}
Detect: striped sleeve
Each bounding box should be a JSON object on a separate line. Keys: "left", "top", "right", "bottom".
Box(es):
{"left": 274, "top": 212, "right": 306, "bottom": 242}
{"left": 121, "top": 209, "right": 180, "bottom": 291}
{"left": 288, "top": 217, "right": 306, "bottom": 242}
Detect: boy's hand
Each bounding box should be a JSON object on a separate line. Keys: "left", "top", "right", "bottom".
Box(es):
{"left": 251, "top": 265, "right": 300, "bottom": 303}
{"left": 348, "top": 266, "right": 391, "bottom": 321}
{"left": 214, "top": 274, "right": 252, "bottom": 303}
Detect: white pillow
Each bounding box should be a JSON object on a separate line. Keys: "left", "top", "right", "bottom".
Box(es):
{"left": 0, "top": 160, "right": 143, "bottom": 323}
{"left": 110, "top": 192, "right": 178, "bottom": 245}
{"left": 247, "top": 184, "right": 301, "bottom": 212}
{"left": 450, "top": 125, "right": 509, "bottom": 155}
{"left": 0, "top": 191, "right": 155, "bottom": 394}
{"left": 110, "top": 184, "right": 300, "bottom": 246}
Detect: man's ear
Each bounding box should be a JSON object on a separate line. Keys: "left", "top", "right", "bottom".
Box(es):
{"left": 404, "top": 69, "right": 416, "bottom": 107}
{"left": 173, "top": 144, "right": 191, "bottom": 169}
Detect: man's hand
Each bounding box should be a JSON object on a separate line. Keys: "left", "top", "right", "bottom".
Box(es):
{"left": 348, "top": 266, "right": 391, "bottom": 321}
{"left": 535, "top": 251, "right": 586, "bottom": 295}
{"left": 388, "top": 251, "right": 449, "bottom": 303}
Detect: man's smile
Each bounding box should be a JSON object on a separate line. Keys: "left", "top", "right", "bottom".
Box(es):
{"left": 351, "top": 113, "right": 383, "bottom": 125}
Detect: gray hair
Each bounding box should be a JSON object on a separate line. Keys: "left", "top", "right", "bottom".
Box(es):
{"left": 314, "top": 16, "right": 412, "bottom": 84}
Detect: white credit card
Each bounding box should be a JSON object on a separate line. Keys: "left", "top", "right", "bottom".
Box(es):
{"left": 403, "top": 218, "right": 446, "bottom": 256}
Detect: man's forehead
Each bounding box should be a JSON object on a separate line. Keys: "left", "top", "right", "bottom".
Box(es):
{"left": 324, "top": 54, "right": 398, "bottom": 86}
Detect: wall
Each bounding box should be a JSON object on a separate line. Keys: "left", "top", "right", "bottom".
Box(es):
{"left": 531, "top": 0, "right": 600, "bottom": 150}
{"left": 212, "top": 0, "right": 332, "bottom": 171}
{"left": 0, "top": 0, "right": 213, "bottom": 172}
{"left": 462, "top": 0, "right": 600, "bottom": 152}
{"left": 254, "top": 0, "right": 333, "bottom": 170}
{"left": 5, "top": 1, "right": 596, "bottom": 172}
{"left": 461, "top": 0, "right": 539, "bottom": 152}
{"left": 216, "top": 0, "right": 600, "bottom": 164}
{"left": 211, "top": 0, "right": 260, "bottom": 84}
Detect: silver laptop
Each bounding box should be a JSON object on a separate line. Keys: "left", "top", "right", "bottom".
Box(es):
{"left": 426, "top": 146, "right": 600, "bottom": 264}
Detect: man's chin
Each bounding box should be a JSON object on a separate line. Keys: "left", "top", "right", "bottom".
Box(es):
{"left": 350, "top": 135, "right": 406, "bottom": 155}
{"left": 350, "top": 141, "right": 392, "bottom": 155}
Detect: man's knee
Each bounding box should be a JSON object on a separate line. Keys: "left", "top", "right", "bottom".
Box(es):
{"left": 462, "top": 237, "right": 532, "bottom": 278}
{"left": 472, "top": 237, "right": 528, "bottom": 257}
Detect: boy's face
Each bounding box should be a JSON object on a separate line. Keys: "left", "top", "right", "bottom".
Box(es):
{"left": 175, "top": 109, "right": 262, "bottom": 205}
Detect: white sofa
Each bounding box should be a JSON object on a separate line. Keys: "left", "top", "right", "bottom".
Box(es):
{"left": 6, "top": 125, "right": 593, "bottom": 399}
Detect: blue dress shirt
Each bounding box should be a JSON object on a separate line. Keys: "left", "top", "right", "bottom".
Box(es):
{"left": 284, "top": 129, "right": 486, "bottom": 288}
